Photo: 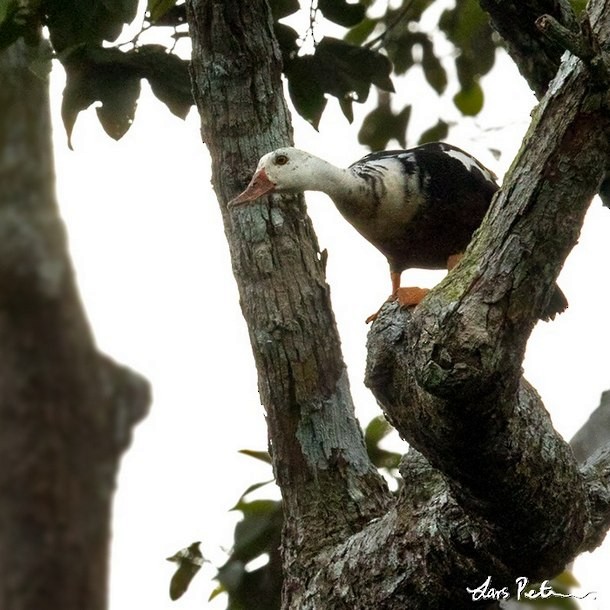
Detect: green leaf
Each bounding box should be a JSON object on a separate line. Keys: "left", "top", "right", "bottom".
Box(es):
{"left": 439, "top": 0, "right": 496, "bottom": 90}
{"left": 420, "top": 36, "right": 447, "bottom": 94}
{"left": 60, "top": 46, "right": 138, "bottom": 147}
{"left": 344, "top": 17, "right": 377, "bottom": 46}
{"left": 230, "top": 500, "right": 282, "bottom": 563}
{"left": 385, "top": 29, "right": 416, "bottom": 75}
{"left": 146, "top": 2, "right": 186, "bottom": 26}
{"left": 95, "top": 74, "right": 140, "bottom": 141}
{"left": 147, "top": 0, "right": 176, "bottom": 22}
{"left": 453, "top": 81, "right": 484, "bottom": 116}
{"left": 102, "top": 0, "right": 138, "bottom": 22}
{"left": 380, "top": 1, "right": 434, "bottom": 73}
{"left": 418, "top": 119, "right": 449, "bottom": 145}
{"left": 314, "top": 36, "right": 393, "bottom": 102}
{"left": 358, "top": 102, "right": 410, "bottom": 151}
{"left": 167, "top": 542, "right": 205, "bottom": 601}
{"left": 365, "top": 415, "right": 392, "bottom": 446}
{"left": 46, "top": 0, "right": 139, "bottom": 52}
{"left": 208, "top": 583, "right": 226, "bottom": 602}
{"left": 238, "top": 449, "right": 272, "bottom": 464}
{"left": 284, "top": 55, "right": 327, "bottom": 129}
{"left": 363, "top": 416, "right": 401, "bottom": 469}
{"left": 130, "top": 45, "right": 192, "bottom": 118}
{"left": 318, "top": 0, "right": 366, "bottom": 27}
{"left": 237, "top": 480, "right": 274, "bottom": 501}
{"left": 338, "top": 95, "right": 354, "bottom": 123}
{"left": 273, "top": 22, "right": 299, "bottom": 65}
{"left": 553, "top": 570, "right": 580, "bottom": 588}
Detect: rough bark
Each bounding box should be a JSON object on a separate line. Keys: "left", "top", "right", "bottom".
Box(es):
{"left": 0, "top": 41, "right": 150, "bottom": 610}
{"left": 186, "top": 0, "right": 610, "bottom": 608}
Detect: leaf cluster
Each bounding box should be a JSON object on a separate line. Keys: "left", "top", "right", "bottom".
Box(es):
{"left": 209, "top": 498, "right": 283, "bottom": 610}
{"left": 354, "top": 0, "right": 497, "bottom": 148}
{"left": 270, "top": 0, "right": 502, "bottom": 148}
{"left": 273, "top": 0, "right": 394, "bottom": 129}
{"left": 0, "top": 0, "right": 192, "bottom": 145}
{"left": 61, "top": 43, "right": 191, "bottom": 148}
{"left": 0, "top": 0, "right": 505, "bottom": 147}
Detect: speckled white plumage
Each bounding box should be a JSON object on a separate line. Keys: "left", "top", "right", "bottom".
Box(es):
{"left": 231, "top": 143, "right": 498, "bottom": 269}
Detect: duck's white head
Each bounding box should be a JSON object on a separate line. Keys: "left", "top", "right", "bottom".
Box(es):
{"left": 229, "top": 148, "right": 323, "bottom": 206}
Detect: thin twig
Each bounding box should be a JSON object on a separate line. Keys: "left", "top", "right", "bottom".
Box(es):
{"left": 365, "top": 0, "right": 415, "bottom": 50}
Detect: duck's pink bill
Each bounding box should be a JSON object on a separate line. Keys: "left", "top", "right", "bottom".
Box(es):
{"left": 229, "top": 169, "right": 275, "bottom": 206}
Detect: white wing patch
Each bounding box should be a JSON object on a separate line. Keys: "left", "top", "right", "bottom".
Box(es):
{"left": 439, "top": 145, "right": 497, "bottom": 183}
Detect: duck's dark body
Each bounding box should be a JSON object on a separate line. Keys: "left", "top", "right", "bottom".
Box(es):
{"left": 345, "top": 143, "right": 499, "bottom": 273}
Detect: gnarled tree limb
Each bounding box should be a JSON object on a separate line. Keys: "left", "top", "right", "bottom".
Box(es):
{"left": 363, "top": 0, "right": 610, "bottom": 593}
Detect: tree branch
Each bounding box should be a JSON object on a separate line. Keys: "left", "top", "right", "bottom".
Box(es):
{"left": 361, "top": 0, "right": 610, "bottom": 588}
{"left": 298, "top": 450, "right": 509, "bottom": 609}
{"left": 536, "top": 14, "right": 593, "bottom": 61}
{"left": 479, "top": 0, "right": 578, "bottom": 97}
{"left": 304, "top": 1, "right": 610, "bottom": 606}
{"left": 481, "top": 0, "right": 610, "bottom": 209}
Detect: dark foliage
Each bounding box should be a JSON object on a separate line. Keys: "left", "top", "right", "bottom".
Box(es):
{"left": 0, "top": 0, "right": 506, "bottom": 147}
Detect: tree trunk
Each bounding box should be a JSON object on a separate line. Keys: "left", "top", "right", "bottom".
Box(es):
{"left": 0, "top": 41, "right": 149, "bottom": 610}
{"left": 186, "top": 0, "right": 610, "bottom": 607}
{"left": 185, "top": 0, "right": 390, "bottom": 599}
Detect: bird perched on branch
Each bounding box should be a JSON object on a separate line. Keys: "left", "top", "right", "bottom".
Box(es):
{"left": 229, "top": 142, "right": 567, "bottom": 322}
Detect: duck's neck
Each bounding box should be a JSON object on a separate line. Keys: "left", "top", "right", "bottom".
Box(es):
{"left": 304, "top": 156, "right": 372, "bottom": 215}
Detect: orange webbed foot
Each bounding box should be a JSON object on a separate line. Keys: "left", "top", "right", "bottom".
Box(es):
{"left": 366, "top": 287, "right": 430, "bottom": 323}
{"left": 395, "top": 287, "right": 430, "bottom": 308}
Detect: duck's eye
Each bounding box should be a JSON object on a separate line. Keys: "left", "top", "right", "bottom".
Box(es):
{"left": 274, "top": 154, "right": 289, "bottom": 166}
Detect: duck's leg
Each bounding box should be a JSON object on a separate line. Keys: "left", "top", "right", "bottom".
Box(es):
{"left": 393, "top": 253, "right": 463, "bottom": 310}
{"left": 447, "top": 252, "right": 463, "bottom": 270}
{"left": 365, "top": 256, "right": 464, "bottom": 323}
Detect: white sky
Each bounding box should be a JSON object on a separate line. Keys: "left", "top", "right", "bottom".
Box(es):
{"left": 46, "top": 19, "right": 610, "bottom": 610}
